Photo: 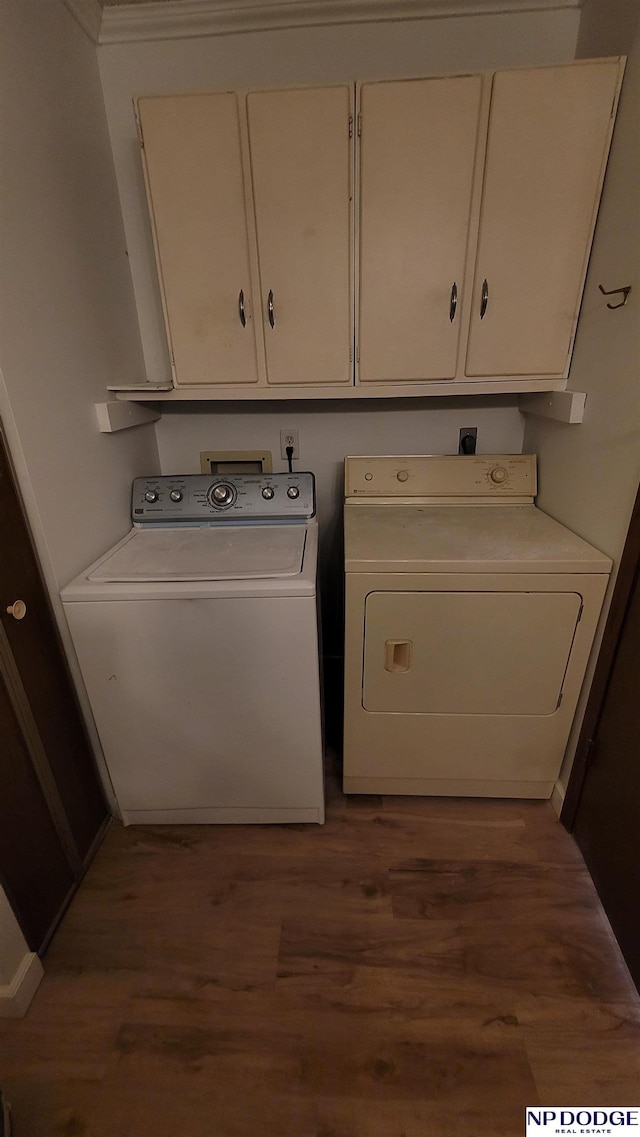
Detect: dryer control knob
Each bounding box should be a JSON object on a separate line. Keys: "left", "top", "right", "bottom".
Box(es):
{"left": 144, "top": 490, "right": 159, "bottom": 503}
{"left": 397, "top": 470, "right": 409, "bottom": 483}
{"left": 287, "top": 485, "right": 300, "bottom": 499}
{"left": 490, "top": 466, "right": 508, "bottom": 484}
{"left": 169, "top": 490, "right": 183, "bottom": 503}
{"left": 262, "top": 486, "right": 275, "bottom": 500}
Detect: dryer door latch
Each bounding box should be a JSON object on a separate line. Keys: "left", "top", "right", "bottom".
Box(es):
{"left": 384, "top": 640, "right": 412, "bottom": 673}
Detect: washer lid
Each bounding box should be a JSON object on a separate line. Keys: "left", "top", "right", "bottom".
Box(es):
{"left": 344, "top": 504, "right": 612, "bottom": 574}
{"left": 88, "top": 525, "right": 307, "bottom": 582}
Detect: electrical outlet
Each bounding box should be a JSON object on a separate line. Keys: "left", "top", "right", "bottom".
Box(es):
{"left": 458, "top": 427, "right": 478, "bottom": 455}
{"left": 280, "top": 429, "right": 299, "bottom": 460}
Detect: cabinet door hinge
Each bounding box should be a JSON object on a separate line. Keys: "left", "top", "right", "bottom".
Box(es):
{"left": 136, "top": 118, "right": 144, "bottom": 150}
{"left": 349, "top": 344, "right": 353, "bottom": 363}
{"left": 348, "top": 114, "right": 353, "bottom": 139}
{"left": 357, "top": 114, "right": 362, "bottom": 137}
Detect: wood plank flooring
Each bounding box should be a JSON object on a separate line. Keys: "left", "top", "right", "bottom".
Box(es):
{"left": 1, "top": 768, "right": 639, "bottom": 1136}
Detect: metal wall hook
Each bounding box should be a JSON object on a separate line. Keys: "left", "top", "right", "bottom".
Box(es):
{"left": 598, "top": 283, "right": 632, "bottom": 309}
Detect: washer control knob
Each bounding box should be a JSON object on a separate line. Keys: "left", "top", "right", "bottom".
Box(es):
{"left": 262, "top": 486, "right": 275, "bottom": 500}
{"left": 169, "top": 490, "right": 183, "bottom": 503}
{"left": 490, "top": 466, "right": 508, "bottom": 484}
{"left": 287, "top": 485, "right": 300, "bottom": 499}
{"left": 144, "top": 490, "right": 159, "bottom": 503}
{"left": 397, "top": 470, "right": 409, "bottom": 483}
{"left": 212, "top": 483, "right": 234, "bottom": 504}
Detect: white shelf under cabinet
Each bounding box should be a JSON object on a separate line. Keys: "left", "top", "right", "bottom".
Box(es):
{"left": 112, "top": 377, "right": 568, "bottom": 402}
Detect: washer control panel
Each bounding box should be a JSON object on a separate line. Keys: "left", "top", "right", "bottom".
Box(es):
{"left": 345, "top": 455, "right": 537, "bottom": 499}
{"left": 132, "top": 472, "right": 315, "bottom": 522}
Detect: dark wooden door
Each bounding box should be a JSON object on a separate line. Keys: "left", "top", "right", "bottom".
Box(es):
{"left": 0, "top": 668, "right": 76, "bottom": 949}
{"left": 567, "top": 490, "right": 640, "bottom": 992}
{"left": 0, "top": 424, "right": 109, "bottom": 950}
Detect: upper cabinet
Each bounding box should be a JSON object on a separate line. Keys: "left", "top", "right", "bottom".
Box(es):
{"left": 138, "top": 92, "right": 260, "bottom": 387}
{"left": 357, "top": 75, "right": 484, "bottom": 383}
{"left": 138, "top": 85, "right": 353, "bottom": 391}
{"left": 246, "top": 87, "right": 353, "bottom": 387}
{"left": 129, "top": 59, "right": 624, "bottom": 401}
{"left": 357, "top": 58, "right": 623, "bottom": 387}
{"left": 464, "top": 60, "right": 623, "bottom": 379}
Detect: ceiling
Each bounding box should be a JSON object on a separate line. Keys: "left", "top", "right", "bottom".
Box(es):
{"left": 73, "top": 0, "right": 585, "bottom": 45}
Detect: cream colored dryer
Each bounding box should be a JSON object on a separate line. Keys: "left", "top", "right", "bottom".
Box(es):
{"left": 343, "top": 454, "right": 611, "bottom": 799}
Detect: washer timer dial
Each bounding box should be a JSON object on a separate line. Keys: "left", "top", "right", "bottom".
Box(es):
{"left": 207, "top": 482, "right": 237, "bottom": 509}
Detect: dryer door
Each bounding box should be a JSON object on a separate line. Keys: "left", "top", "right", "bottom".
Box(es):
{"left": 363, "top": 590, "right": 582, "bottom": 715}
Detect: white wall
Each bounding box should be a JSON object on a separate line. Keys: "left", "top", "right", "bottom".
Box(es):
{"left": 523, "top": 0, "right": 640, "bottom": 793}
{"left": 0, "top": 0, "right": 163, "bottom": 859}
{"left": 0, "top": 0, "right": 160, "bottom": 595}
{"left": 0, "top": 890, "right": 29, "bottom": 987}
{"left": 0, "top": 888, "right": 44, "bottom": 1016}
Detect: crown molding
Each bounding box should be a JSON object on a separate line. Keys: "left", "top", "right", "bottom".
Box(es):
{"left": 64, "top": 0, "right": 103, "bottom": 41}
{"left": 99, "top": 0, "right": 584, "bottom": 44}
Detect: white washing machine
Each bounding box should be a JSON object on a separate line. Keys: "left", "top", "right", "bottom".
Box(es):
{"left": 343, "top": 454, "right": 611, "bottom": 799}
{"left": 62, "top": 472, "right": 324, "bottom": 825}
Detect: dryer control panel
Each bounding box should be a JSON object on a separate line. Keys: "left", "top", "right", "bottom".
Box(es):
{"left": 132, "top": 472, "right": 315, "bottom": 522}
{"left": 345, "top": 455, "right": 537, "bottom": 501}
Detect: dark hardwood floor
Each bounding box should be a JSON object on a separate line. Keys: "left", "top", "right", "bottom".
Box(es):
{"left": 1, "top": 764, "right": 639, "bottom": 1136}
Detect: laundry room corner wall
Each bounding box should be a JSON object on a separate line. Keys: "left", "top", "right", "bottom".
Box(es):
{"left": 522, "top": 0, "right": 640, "bottom": 802}
{"left": 0, "top": 0, "right": 160, "bottom": 600}
{"left": 0, "top": 0, "right": 161, "bottom": 818}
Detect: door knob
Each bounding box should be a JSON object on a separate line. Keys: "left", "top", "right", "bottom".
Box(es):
{"left": 6, "top": 600, "right": 27, "bottom": 620}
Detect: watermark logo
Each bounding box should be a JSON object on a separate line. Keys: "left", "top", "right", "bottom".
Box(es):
{"left": 526, "top": 1108, "right": 640, "bottom": 1134}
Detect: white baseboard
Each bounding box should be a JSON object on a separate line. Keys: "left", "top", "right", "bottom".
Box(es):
{"left": 0, "top": 952, "right": 44, "bottom": 1018}
{"left": 550, "top": 780, "right": 565, "bottom": 818}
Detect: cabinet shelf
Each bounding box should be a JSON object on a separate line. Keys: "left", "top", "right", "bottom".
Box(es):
{"left": 112, "top": 377, "right": 568, "bottom": 402}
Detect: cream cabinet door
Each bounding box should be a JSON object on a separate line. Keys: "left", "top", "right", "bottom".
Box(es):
{"left": 138, "top": 93, "right": 260, "bottom": 387}
{"left": 357, "top": 76, "right": 484, "bottom": 383}
{"left": 465, "top": 60, "right": 622, "bottom": 378}
{"left": 246, "top": 86, "right": 353, "bottom": 386}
